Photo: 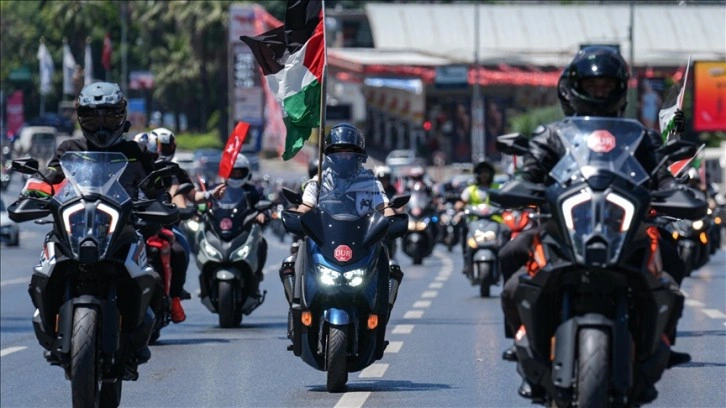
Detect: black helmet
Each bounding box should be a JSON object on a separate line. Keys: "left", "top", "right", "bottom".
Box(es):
{"left": 474, "top": 160, "right": 495, "bottom": 176}
{"left": 308, "top": 158, "right": 319, "bottom": 179}
{"left": 561, "top": 46, "right": 630, "bottom": 117}
{"left": 76, "top": 82, "right": 129, "bottom": 148}
{"left": 324, "top": 123, "right": 366, "bottom": 156}
{"left": 557, "top": 67, "right": 575, "bottom": 116}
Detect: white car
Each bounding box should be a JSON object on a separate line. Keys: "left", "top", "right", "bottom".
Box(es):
{"left": 0, "top": 198, "right": 19, "bottom": 246}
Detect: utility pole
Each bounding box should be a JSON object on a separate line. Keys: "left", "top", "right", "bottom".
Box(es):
{"left": 471, "top": 2, "right": 485, "bottom": 162}
{"left": 627, "top": 0, "right": 637, "bottom": 119}
{"left": 121, "top": 1, "right": 128, "bottom": 94}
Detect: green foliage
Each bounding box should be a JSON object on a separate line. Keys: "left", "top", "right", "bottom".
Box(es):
{"left": 175, "top": 130, "right": 224, "bottom": 150}
{"left": 508, "top": 105, "right": 565, "bottom": 137}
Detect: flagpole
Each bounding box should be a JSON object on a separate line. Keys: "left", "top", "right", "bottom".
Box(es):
{"left": 315, "top": 0, "right": 327, "bottom": 191}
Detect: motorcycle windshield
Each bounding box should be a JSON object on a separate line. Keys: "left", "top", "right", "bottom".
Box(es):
{"left": 549, "top": 117, "right": 650, "bottom": 187}
{"left": 217, "top": 187, "right": 249, "bottom": 211}
{"left": 310, "top": 169, "right": 384, "bottom": 266}
{"left": 408, "top": 191, "right": 431, "bottom": 218}
{"left": 54, "top": 152, "right": 130, "bottom": 259}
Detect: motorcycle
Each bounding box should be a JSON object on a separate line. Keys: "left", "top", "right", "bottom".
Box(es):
{"left": 492, "top": 119, "right": 706, "bottom": 406}
{"left": 270, "top": 203, "right": 287, "bottom": 242}
{"left": 402, "top": 185, "right": 437, "bottom": 265}
{"left": 463, "top": 204, "right": 505, "bottom": 297}
{"left": 8, "top": 153, "right": 179, "bottom": 408}
{"left": 664, "top": 216, "right": 711, "bottom": 277}
{"left": 194, "top": 186, "right": 271, "bottom": 328}
{"left": 280, "top": 186, "right": 409, "bottom": 392}
{"left": 437, "top": 200, "right": 461, "bottom": 252}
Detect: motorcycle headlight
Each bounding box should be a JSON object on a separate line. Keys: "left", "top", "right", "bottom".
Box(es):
{"left": 474, "top": 230, "right": 497, "bottom": 242}
{"left": 407, "top": 221, "right": 427, "bottom": 231}
{"left": 233, "top": 245, "right": 250, "bottom": 260}
{"left": 202, "top": 239, "right": 223, "bottom": 261}
{"left": 318, "top": 265, "right": 341, "bottom": 286}
{"left": 692, "top": 220, "right": 704, "bottom": 230}
{"left": 343, "top": 268, "right": 367, "bottom": 287}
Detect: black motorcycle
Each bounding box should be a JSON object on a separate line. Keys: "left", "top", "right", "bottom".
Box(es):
{"left": 462, "top": 204, "right": 506, "bottom": 297}
{"left": 437, "top": 200, "right": 461, "bottom": 252}
{"left": 193, "top": 186, "right": 271, "bottom": 327}
{"left": 492, "top": 118, "right": 706, "bottom": 407}
{"left": 9, "top": 153, "right": 179, "bottom": 408}
{"left": 280, "top": 186, "right": 408, "bottom": 392}
{"left": 402, "top": 186, "right": 437, "bottom": 265}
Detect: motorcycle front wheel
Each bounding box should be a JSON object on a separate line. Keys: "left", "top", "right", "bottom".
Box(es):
{"left": 326, "top": 326, "right": 348, "bottom": 393}
{"left": 218, "top": 281, "right": 241, "bottom": 328}
{"left": 576, "top": 328, "right": 609, "bottom": 408}
{"left": 477, "top": 263, "right": 492, "bottom": 298}
{"left": 70, "top": 307, "right": 101, "bottom": 408}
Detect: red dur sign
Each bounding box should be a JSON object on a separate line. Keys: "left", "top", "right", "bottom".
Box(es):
{"left": 334, "top": 245, "right": 353, "bottom": 262}
{"left": 587, "top": 130, "right": 616, "bottom": 153}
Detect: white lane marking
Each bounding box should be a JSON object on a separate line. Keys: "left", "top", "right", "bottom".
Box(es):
{"left": 413, "top": 300, "right": 431, "bottom": 308}
{"left": 0, "top": 277, "right": 29, "bottom": 287}
{"left": 421, "top": 290, "right": 438, "bottom": 298}
{"left": 334, "top": 392, "right": 371, "bottom": 408}
{"left": 385, "top": 341, "right": 403, "bottom": 353}
{"left": 0, "top": 346, "right": 27, "bottom": 357}
{"left": 429, "top": 282, "right": 443, "bottom": 289}
{"left": 435, "top": 275, "right": 448, "bottom": 281}
{"left": 359, "top": 363, "right": 388, "bottom": 378}
{"left": 403, "top": 310, "right": 424, "bottom": 319}
{"left": 685, "top": 299, "right": 705, "bottom": 307}
{"left": 681, "top": 289, "right": 689, "bottom": 298}
{"left": 392, "top": 324, "right": 414, "bottom": 334}
{"left": 702, "top": 309, "right": 726, "bottom": 319}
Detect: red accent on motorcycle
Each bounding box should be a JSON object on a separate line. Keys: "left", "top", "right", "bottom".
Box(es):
{"left": 334, "top": 244, "right": 353, "bottom": 262}
{"left": 220, "top": 217, "right": 233, "bottom": 231}
{"left": 587, "top": 130, "right": 616, "bottom": 153}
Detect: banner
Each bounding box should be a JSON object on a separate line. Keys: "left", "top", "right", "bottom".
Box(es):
{"left": 63, "top": 41, "right": 77, "bottom": 95}
{"left": 219, "top": 121, "right": 250, "bottom": 179}
{"left": 84, "top": 39, "right": 94, "bottom": 86}
{"left": 37, "top": 41, "right": 54, "bottom": 96}
{"left": 693, "top": 60, "right": 726, "bottom": 132}
{"left": 5, "top": 90, "right": 24, "bottom": 137}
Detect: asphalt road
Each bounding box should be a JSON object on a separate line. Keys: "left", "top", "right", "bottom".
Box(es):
{"left": 1, "top": 166, "right": 725, "bottom": 408}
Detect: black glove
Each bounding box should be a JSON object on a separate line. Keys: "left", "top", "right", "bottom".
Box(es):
{"left": 673, "top": 109, "right": 685, "bottom": 134}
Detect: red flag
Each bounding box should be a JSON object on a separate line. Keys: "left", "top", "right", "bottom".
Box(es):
{"left": 102, "top": 33, "right": 112, "bottom": 71}
{"left": 218, "top": 121, "right": 250, "bottom": 179}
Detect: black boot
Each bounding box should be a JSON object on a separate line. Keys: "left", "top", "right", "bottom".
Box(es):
{"left": 387, "top": 262, "right": 404, "bottom": 321}
{"left": 279, "top": 256, "right": 296, "bottom": 305}
{"left": 667, "top": 350, "right": 691, "bottom": 368}
{"left": 518, "top": 379, "right": 545, "bottom": 400}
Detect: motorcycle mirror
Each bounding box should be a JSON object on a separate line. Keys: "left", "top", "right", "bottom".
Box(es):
{"left": 12, "top": 157, "right": 40, "bottom": 175}
{"left": 139, "top": 164, "right": 181, "bottom": 188}
{"left": 496, "top": 133, "right": 529, "bottom": 156}
{"left": 390, "top": 195, "right": 410, "bottom": 209}
{"left": 174, "top": 182, "right": 195, "bottom": 197}
{"left": 282, "top": 187, "right": 303, "bottom": 205}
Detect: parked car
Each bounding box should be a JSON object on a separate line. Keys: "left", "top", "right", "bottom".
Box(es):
{"left": 27, "top": 113, "right": 75, "bottom": 135}
{"left": 0, "top": 198, "right": 19, "bottom": 246}
{"left": 385, "top": 149, "right": 418, "bottom": 167}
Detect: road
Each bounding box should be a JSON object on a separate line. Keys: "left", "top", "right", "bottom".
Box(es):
{"left": 1, "top": 162, "right": 725, "bottom": 408}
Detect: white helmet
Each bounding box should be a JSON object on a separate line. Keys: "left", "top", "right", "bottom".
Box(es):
{"left": 151, "top": 127, "right": 175, "bottom": 160}
{"left": 227, "top": 154, "right": 251, "bottom": 188}
{"left": 133, "top": 132, "right": 157, "bottom": 153}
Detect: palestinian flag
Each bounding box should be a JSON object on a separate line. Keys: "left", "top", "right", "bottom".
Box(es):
{"left": 241, "top": 0, "right": 325, "bottom": 160}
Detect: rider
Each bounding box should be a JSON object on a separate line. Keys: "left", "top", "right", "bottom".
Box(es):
{"left": 23, "top": 82, "right": 158, "bottom": 372}
{"left": 219, "top": 153, "right": 269, "bottom": 289}
{"left": 278, "top": 123, "right": 404, "bottom": 327}
{"left": 375, "top": 165, "right": 398, "bottom": 199}
{"left": 497, "top": 46, "right": 697, "bottom": 400}
{"left": 147, "top": 127, "right": 225, "bottom": 322}
{"left": 455, "top": 160, "right": 498, "bottom": 275}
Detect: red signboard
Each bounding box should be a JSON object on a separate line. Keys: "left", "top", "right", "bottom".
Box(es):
{"left": 5, "top": 90, "right": 24, "bottom": 138}
{"left": 693, "top": 61, "right": 726, "bottom": 132}
{"left": 587, "top": 130, "right": 616, "bottom": 153}
{"left": 334, "top": 245, "right": 353, "bottom": 263}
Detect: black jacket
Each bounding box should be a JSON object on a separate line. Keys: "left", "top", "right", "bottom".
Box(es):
{"left": 520, "top": 122, "right": 675, "bottom": 190}
{"left": 44, "top": 137, "right": 158, "bottom": 199}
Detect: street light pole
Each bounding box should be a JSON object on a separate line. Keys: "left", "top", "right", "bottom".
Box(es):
{"left": 471, "top": 2, "right": 485, "bottom": 162}
{"left": 121, "top": 1, "right": 128, "bottom": 94}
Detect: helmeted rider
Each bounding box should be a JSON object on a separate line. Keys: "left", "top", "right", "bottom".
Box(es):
{"left": 455, "top": 160, "right": 499, "bottom": 275}
{"left": 144, "top": 127, "right": 225, "bottom": 323}
{"left": 22, "top": 82, "right": 159, "bottom": 373}
{"left": 496, "top": 46, "right": 700, "bottom": 400}
{"left": 278, "top": 124, "right": 404, "bottom": 332}
{"left": 375, "top": 165, "right": 398, "bottom": 199}
{"left": 218, "top": 153, "right": 269, "bottom": 289}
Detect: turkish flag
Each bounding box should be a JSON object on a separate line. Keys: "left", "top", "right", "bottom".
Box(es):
{"left": 218, "top": 121, "right": 250, "bottom": 179}
{"left": 102, "top": 33, "right": 112, "bottom": 72}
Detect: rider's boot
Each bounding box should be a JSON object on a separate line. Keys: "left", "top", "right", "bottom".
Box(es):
{"left": 279, "top": 255, "right": 297, "bottom": 306}
{"left": 170, "top": 297, "right": 186, "bottom": 323}
{"left": 388, "top": 261, "right": 404, "bottom": 322}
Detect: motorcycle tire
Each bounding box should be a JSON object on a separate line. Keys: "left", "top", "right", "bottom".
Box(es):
{"left": 218, "top": 281, "right": 239, "bottom": 328}
{"left": 576, "top": 328, "right": 609, "bottom": 408}
{"left": 413, "top": 253, "right": 423, "bottom": 265}
{"left": 680, "top": 246, "right": 694, "bottom": 278}
{"left": 326, "top": 326, "right": 348, "bottom": 393}
{"left": 71, "top": 306, "right": 101, "bottom": 408}
{"left": 478, "top": 263, "right": 491, "bottom": 298}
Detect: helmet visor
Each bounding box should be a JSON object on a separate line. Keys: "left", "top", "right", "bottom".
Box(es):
{"left": 230, "top": 167, "right": 249, "bottom": 179}
{"left": 158, "top": 142, "right": 176, "bottom": 157}
{"left": 77, "top": 107, "right": 126, "bottom": 132}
